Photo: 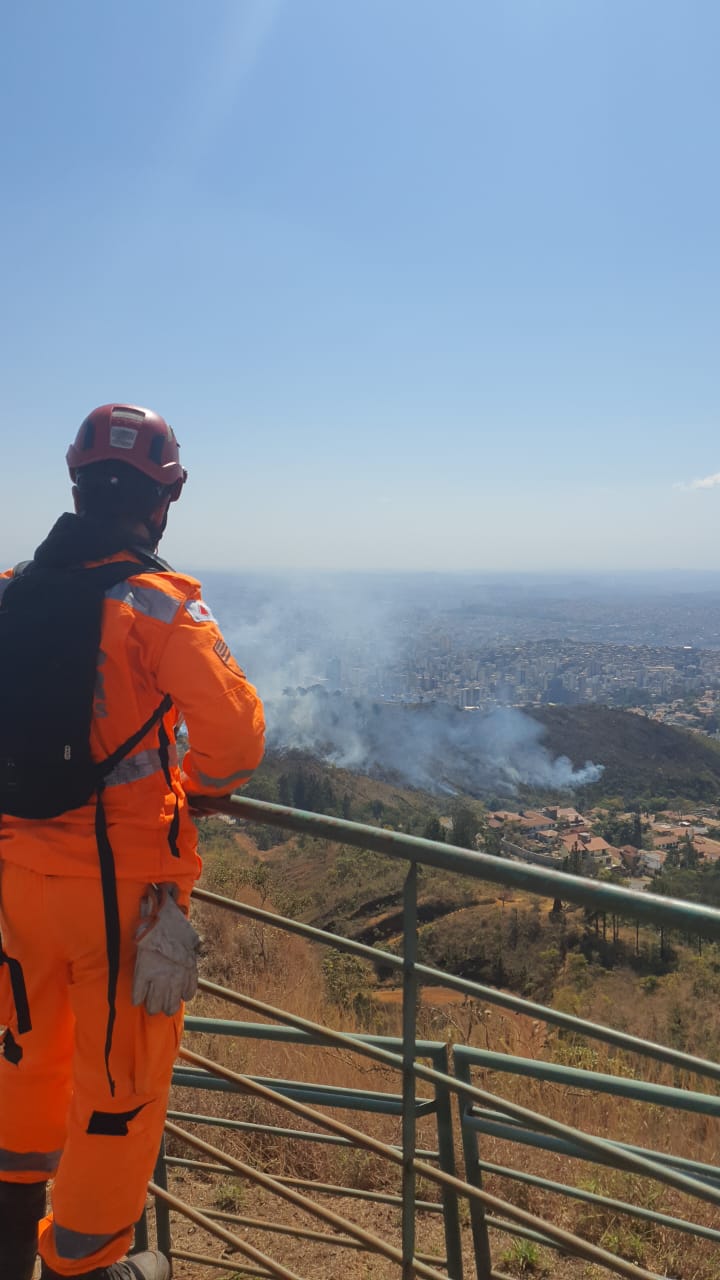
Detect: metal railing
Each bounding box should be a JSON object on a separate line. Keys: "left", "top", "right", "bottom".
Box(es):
{"left": 139, "top": 795, "right": 720, "bottom": 1279}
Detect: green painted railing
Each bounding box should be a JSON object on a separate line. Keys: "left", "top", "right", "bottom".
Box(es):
{"left": 140, "top": 794, "right": 720, "bottom": 1280}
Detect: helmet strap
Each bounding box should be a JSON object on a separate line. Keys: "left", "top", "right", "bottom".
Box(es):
{"left": 144, "top": 495, "right": 174, "bottom": 547}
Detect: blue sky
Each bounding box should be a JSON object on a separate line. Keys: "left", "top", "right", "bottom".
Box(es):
{"left": 1, "top": 0, "right": 719, "bottom": 572}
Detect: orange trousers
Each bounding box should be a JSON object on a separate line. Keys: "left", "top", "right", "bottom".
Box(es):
{"left": 0, "top": 861, "right": 191, "bottom": 1276}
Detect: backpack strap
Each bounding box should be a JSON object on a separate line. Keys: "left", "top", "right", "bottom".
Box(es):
{"left": 157, "top": 718, "right": 181, "bottom": 859}
{"left": 94, "top": 792, "right": 120, "bottom": 1095}
{"left": 126, "top": 547, "right": 174, "bottom": 573}
{"left": 96, "top": 690, "right": 175, "bottom": 1096}
{"left": 87, "top": 560, "right": 175, "bottom": 1095}
{"left": 97, "top": 694, "right": 173, "bottom": 782}
{"left": 0, "top": 947, "right": 31, "bottom": 1037}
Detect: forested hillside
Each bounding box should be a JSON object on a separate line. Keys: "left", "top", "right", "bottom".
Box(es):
{"left": 528, "top": 704, "right": 720, "bottom": 805}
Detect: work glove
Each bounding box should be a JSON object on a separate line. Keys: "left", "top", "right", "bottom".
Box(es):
{"left": 132, "top": 883, "right": 201, "bottom": 1017}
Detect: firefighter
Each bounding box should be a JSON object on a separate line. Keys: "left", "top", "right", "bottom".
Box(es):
{"left": 0, "top": 405, "right": 265, "bottom": 1279}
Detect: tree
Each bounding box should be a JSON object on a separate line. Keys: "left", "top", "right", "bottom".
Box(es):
{"left": 482, "top": 825, "right": 503, "bottom": 857}
{"left": 564, "top": 847, "right": 583, "bottom": 876}
{"left": 423, "top": 816, "right": 445, "bottom": 843}
{"left": 321, "top": 778, "right": 337, "bottom": 813}
{"left": 293, "top": 772, "right": 306, "bottom": 810}
{"left": 680, "top": 832, "right": 699, "bottom": 870}
{"left": 322, "top": 952, "right": 374, "bottom": 1022}
{"left": 664, "top": 844, "right": 680, "bottom": 870}
{"left": 450, "top": 806, "right": 479, "bottom": 849}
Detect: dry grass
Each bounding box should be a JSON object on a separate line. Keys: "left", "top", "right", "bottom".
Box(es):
{"left": 156, "top": 843, "right": 720, "bottom": 1280}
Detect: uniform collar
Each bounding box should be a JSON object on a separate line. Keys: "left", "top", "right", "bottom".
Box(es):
{"left": 32, "top": 513, "right": 155, "bottom": 569}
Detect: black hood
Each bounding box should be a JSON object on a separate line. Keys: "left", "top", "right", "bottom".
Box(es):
{"left": 32, "top": 514, "right": 152, "bottom": 570}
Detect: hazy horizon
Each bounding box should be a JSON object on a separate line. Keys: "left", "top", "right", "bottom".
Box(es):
{"left": 192, "top": 565, "right": 720, "bottom": 792}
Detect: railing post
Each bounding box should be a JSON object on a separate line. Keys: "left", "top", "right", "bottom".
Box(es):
{"left": 132, "top": 1209, "right": 149, "bottom": 1254}
{"left": 454, "top": 1055, "right": 493, "bottom": 1280}
{"left": 432, "top": 1044, "right": 464, "bottom": 1279}
{"left": 402, "top": 863, "right": 418, "bottom": 1278}
{"left": 153, "top": 1134, "right": 172, "bottom": 1259}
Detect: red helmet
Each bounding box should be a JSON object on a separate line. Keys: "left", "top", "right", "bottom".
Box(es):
{"left": 66, "top": 404, "right": 187, "bottom": 497}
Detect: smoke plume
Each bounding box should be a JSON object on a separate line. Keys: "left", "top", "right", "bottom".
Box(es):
{"left": 204, "top": 572, "right": 603, "bottom": 797}
{"left": 266, "top": 690, "right": 603, "bottom": 796}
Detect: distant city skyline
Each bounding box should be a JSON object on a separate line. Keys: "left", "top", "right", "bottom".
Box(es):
{"left": 204, "top": 571, "right": 720, "bottom": 794}
{"left": 2, "top": 1, "right": 719, "bottom": 571}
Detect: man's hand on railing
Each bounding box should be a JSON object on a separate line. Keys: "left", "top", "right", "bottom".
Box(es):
{"left": 186, "top": 794, "right": 227, "bottom": 816}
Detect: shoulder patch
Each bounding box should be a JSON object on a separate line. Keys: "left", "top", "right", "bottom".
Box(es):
{"left": 213, "top": 638, "right": 233, "bottom": 665}
{"left": 185, "top": 599, "right": 217, "bottom": 624}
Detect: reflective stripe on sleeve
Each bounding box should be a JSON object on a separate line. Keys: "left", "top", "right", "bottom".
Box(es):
{"left": 195, "top": 766, "right": 255, "bottom": 790}
{"left": 104, "top": 582, "right": 182, "bottom": 623}
{"left": 54, "top": 1223, "right": 126, "bottom": 1260}
{"left": 0, "top": 1145, "right": 62, "bottom": 1174}
{"left": 104, "top": 745, "right": 178, "bottom": 788}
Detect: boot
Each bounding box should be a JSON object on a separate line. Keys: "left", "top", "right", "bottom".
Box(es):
{"left": 40, "top": 1251, "right": 170, "bottom": 1279}
{"left": 0, "top": 1179, "right": 47, "bottom": 1280}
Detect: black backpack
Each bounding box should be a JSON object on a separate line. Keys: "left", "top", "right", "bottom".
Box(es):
{"left": 0, "top": 556, "right": 171, "bottom": 820}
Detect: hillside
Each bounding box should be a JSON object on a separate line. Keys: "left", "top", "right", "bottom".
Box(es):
{"left": 231, "top": 747, "right": 684, "bottom": 1005}
{"left": 218, "top": 707, "right": 720, "bottom": 1008}
{"left": 219, "top": 701, "right": 720, "bottom": 1000}
{"left": 193, "top": 728, "right": 720, "bottom": 1280}
{"left": 249, "top": 703, "right": 720, "bottom": 811}
{"left": 527, "top": 704, "right": 720, "bottom": 805}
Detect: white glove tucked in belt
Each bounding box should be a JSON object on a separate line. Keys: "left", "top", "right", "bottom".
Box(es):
{"left": 132, "top": 883, "right": 201, "bottom": 1017}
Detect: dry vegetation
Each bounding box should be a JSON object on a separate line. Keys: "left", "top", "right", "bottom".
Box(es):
{"left": 157, "top": 817, "right": 720, "bottom": 1280}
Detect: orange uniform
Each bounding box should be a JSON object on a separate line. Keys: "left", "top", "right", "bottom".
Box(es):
{"left": 0, "top": 546, "right": 265, "bottom": 1274}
